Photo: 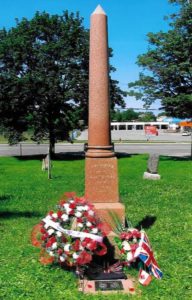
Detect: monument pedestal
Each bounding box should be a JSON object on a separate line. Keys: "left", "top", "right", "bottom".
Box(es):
{"left": 85, "top": 155, "right": 125, "bottom": 229}
{"left": 93, "top": 202, "right": 125, "bottom": 230}
{"left": 85, "top": 156, "right": 119, "bottom": 203}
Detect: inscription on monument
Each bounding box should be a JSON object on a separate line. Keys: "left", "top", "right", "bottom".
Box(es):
{"left": 85, "top": 157, "right": 119, "bottom": 202}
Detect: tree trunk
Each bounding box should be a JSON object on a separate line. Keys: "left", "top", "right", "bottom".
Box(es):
{"left": 49, "top": 133, "right": 55, "bottom": 158}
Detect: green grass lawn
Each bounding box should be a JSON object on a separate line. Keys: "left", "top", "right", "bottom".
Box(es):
{"left": 0, "top": 154, "right": 191, "bottom": 300}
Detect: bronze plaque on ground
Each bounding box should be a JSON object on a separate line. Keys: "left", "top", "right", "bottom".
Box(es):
{"left": 95, "top": 280, "right": 123, "bottom": 291}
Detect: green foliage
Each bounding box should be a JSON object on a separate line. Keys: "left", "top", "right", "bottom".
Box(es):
{"left": 0, "top": 12, "right": 125, "bottom": 152}
{"left": 128, "top": 1, "right": 192, "bottom": 117}
{"left": 111, "top": 108, "right": 139, "bottom": 122}
{"left": 138, "top": 112, "right": 156, "bottom": 122}
{"left": 0, "top": 155, "right": 191, "bottom": 299}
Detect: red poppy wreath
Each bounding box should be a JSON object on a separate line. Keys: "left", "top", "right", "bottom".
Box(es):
{"left": 32, "top": 192, "right": 108, "bottom": 267}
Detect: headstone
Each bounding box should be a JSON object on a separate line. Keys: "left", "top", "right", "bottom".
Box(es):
{"left": 85, "top": 5, "right": 125, "bottom": 226}
{"left": 143, "top": 154, "right": 161, "bottom": 180}
{"left": 42, "top": 154, "right": 49, "bottom": 171}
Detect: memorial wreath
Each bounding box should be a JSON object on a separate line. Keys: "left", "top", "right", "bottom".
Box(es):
{"left": 32, "top": 192, "right": 107, "bottom": 267}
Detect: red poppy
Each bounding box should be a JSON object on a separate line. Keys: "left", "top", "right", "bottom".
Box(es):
{"left": 76, "top": 251, "right": 92, "bottom": 265}
{"left": 40, "top": 227, "right": 46, "bottom": 234}
{"left": 97, "top": 223, "right": 111, "bottom": 236}
{"left": 85, "top": 240, "right": 97, "bottom": 251}
{"left": 57, "top": 248, "right": 63, "bottom": 255}
{"left": 69, "top": 202, "right": 76, "bottom": 209}
{"left": 73, "top": 239, "right": 80, "bottom": 251}
{"left": 74, "top": 197, "right": 86, "bottom": 205}
{"left": 77, "top": 218, "right": 83, "bottom": 223}
{"left": 57, "top": 211, "right": 63, "bottom": 218}
{"left": 81, "top": 238, "right": 92, "bottom": 247}
{"left": 120, "top": 232, "right": 132, "bottom": 240}
{"left": 95, "top": 243, "right": 107, "bottom": 256}
{"left": 46, "top": 236, "right": 56, "bottom": 248}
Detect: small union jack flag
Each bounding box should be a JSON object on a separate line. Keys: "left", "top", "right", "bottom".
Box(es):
{"left": 136, "top": 232, "right": 163, "bottom": 279}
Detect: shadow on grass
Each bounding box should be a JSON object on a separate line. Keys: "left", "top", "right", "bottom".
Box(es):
{"left": 0, "top": 211, "right": 42, "bottom": 219}
{"left": 135, "top": 215, "right": 157, "bottom": 230}
{"left": 0, "top": 194, "right": 12, "bottom": 201}
{"left": 14, "top": 154, "right": 44, "bottom": 161}
{"left": 160, "top": 155, "right": 192, "bottom": 161}
{"left": 15, "top": 152, "right": 85, "bottom": 161}
{"left": 116, "top": 152, "right": 132, "bottom": 159}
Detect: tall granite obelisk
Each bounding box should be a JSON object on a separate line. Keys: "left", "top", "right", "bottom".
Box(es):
{"left": 85, "top": 5, "right": 125, "bottom": 225}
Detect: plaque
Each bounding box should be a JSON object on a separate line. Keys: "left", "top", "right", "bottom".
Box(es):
{"left": 95, "top": 280, "right": 123, "bottom": 291}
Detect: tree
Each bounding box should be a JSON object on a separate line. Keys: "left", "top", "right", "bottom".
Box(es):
{"left": 138, "top": 112, "right": 156, "bottom": 122}
{"left": 0, "top": 11, "right": 125, "bottom": 154}
{"left": 128, "top": 0, "right": 192, "bottom": 118}
{"left": 111, "top": 108, "right": 139, "bottom": 122}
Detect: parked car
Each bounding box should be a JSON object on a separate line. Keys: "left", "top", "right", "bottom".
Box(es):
{"left": 182, "top": 131, "right": 191, "bottom": 136}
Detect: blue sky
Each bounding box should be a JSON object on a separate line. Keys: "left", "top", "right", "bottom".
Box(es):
{"left": 0, "top": 0, "right": 178, "bottom": 113}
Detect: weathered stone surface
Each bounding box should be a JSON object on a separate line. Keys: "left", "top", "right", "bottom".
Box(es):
{"left": 84, "top": 5, "right": 125, "bottom": 227}
{"left": 87, "top": 5, "right": 110, "bottom": 148}
{"left": 147, "top": 153, "right": 160, "bottom": 174}
{"left": 143, "top": 171, "right": 161, "bottom": 180}
{"left": 85, "top": 157, "right": 119, "bottom": 202}
{"left": 93, "top": 202, "right": 125, "bottom": 227}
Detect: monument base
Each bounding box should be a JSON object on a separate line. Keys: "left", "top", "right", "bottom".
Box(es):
{"left": 94, "top": 202, "right": 125, "bottom": 230}
{"left": 143, "top": 172, "right": 161, "bottom": 180}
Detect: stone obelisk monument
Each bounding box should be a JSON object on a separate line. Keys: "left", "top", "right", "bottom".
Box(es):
{"left": 85, "top": 5, "right": 125, "bottom": 225}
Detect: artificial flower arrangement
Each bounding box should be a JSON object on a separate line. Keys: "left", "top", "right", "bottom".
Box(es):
{"left": 114, "top": 226, "right": 163, "bottom": 285}
{"left": 32, "top": 192, "right": 107, "bottom": 268}
{"left": 32, "top": 194, "right": 163, "bottom": 286}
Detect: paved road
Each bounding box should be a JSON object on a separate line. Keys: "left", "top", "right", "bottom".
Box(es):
{"left": 0, "top": 142, "right": 191, "bottom": 157}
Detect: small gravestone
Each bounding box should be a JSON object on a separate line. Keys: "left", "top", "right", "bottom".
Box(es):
{"left": 42, "top": 154, "right": 49, "bottom": 171}
{"left": 143, "top": 154, "right": 161, "bottom": 180}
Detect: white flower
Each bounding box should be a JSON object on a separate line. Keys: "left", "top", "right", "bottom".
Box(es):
{"left": 91, "top": 228, "right": 98, "bottom": 234}
{"left": 52, "top": 213, "right": 58, "bottom": 218}
{"left": 77, "top": 206, "right": 84, "bottom": 211}
{"left": 60, "top": 256, "right": 65, "bottom": 262}
{"left": 49, "top": 251, "right": 54, "bottom": 257}
{"left": 44, "top": 224, "right": 49, "bottom": 229}
{"left": 127, "top": 251, "right": 133, "bottom": 262}
{"left": 69, "top": 200, "right": 74, "bottom": 203}
{"left": 64, "top": 203, "right": 70, "bottom": 210}
{"left": 84, "top": 205, "right": 89, "bottom": 211}
{"left": 79, "top": 245, "right": 84, "bottom": 251}
{"left": 56, "top": 231, "right": 62, "bottom": 237}
{"left": 64, "top": 244, "right": 71, "bottom": 252}
{"left": 64, "top": 203, "right": 72, "bottom": 214}
{"left": 61, "top": 214, "right": 69, "bottom": 221}
{"left": 86, "top": 221, "right": 92, "bottom": 227}
{"left": 88, "top": 210, "right": 94, "bottom": 216}
{"left": 122, "top": 241, "right": 131, "bottom": 251}
{"left": 72, "top": 253, "right": 79, "bottom": 259}
{"left": 75, "top": 211, "right": 82, "bottom": 218}
{"left": 48, "top": 229, "right": 55, "bottom": 235}
{"left": 77, "top": 223, "right": 83, "bottom": 228}
{"left": 52, "top": 242, "right": 57, "bottom": 250}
